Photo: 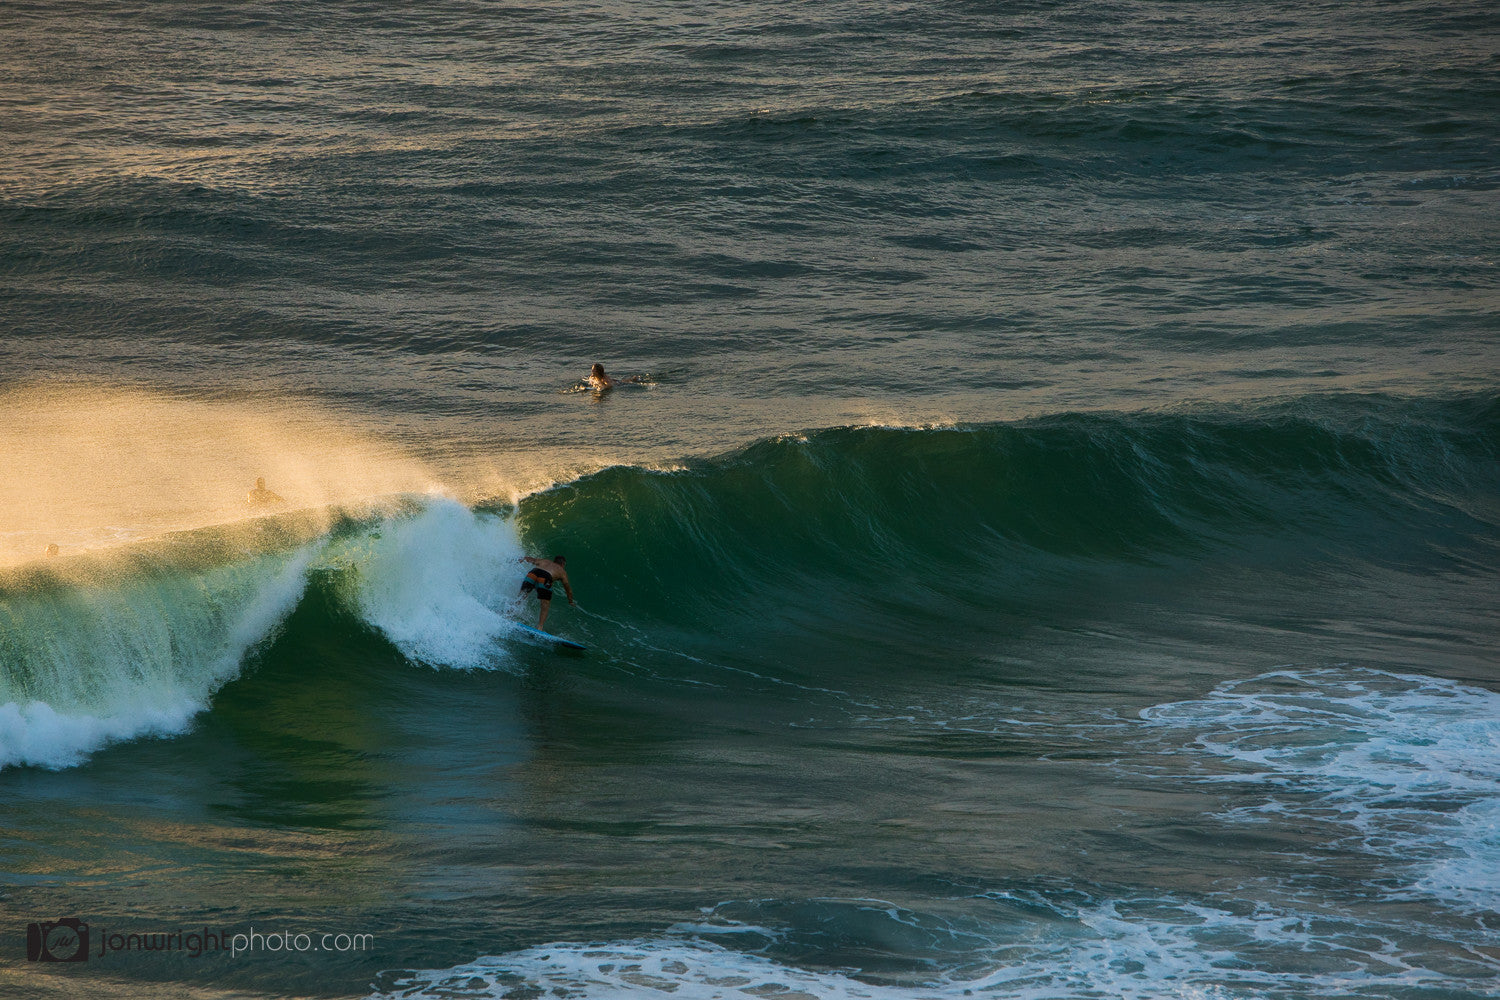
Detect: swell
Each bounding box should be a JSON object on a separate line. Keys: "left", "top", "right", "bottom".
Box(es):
{"left": 514, "top": 394, "right": 1500, "bottom": 629}
{"left": 3, "top": 395, "right": 1495, "bottom": 770}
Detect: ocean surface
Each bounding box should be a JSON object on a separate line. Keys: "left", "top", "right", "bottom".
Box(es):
{"left": 2, "top": 1, "right": 1498, "bottom": 997}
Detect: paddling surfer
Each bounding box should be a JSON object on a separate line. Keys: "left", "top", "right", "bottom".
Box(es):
{"left": 247, "top": 477, "right": 285, "bottom": 505}
{"left": 518, "top": 554, "right": 575, "bottom": 629}
{"left": 587, "top": 363, "right": 642, "bottom": 391}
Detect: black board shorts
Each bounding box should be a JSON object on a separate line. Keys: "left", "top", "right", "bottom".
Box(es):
{"left": 521, "top": 568, "right": 554, "bottom": 601}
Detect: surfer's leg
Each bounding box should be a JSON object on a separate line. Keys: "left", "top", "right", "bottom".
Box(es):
{"left": 537, "top": 595, "right": 551, "bottom": 629}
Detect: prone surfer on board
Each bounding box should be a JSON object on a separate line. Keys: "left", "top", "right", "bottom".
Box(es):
{"left": 518, "top": 554, "right": 575, "bottom": 629}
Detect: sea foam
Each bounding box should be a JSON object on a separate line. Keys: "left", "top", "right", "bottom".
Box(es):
{"left": 334, "top": 497, "right": 532, "bottom": 670}
{"left": 1140, "top": 667, "right": 1500, "bottom": 916}
{"left": 371, "top": 887, "right": 1497, "bottom": 1000}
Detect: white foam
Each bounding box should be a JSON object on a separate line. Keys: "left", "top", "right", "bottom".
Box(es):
{"left": 1140, "top": 667, "right": 1500, "bottom": 916}
{"left": 335, "top": 497, "right": 529, "bottom": 670}
{"left": 0, "top": 697, "right": 203, "bottom": 770}
{"left": 371, "top": 889, "right": 1496, "bottom": 1000}
{"left": 0, "top": 543, "right": 315, "bottom": 770}
{"left": 959, "top": 891, "right": 1485, "bottom": 999}
{"left": 372, "top": 938, "right": 913, "bottom": 1000}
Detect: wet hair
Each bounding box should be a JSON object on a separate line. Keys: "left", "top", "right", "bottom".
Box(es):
{"left": 552, "top": 555, "right": 566, "bottom": 564}
{"left": 590, "top": 364, "right": 606, "bottom": 378}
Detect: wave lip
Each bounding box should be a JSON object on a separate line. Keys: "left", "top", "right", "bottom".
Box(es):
{"left": 0, "top": 495, "right": 542, "bottom": 770}
{"left": 0, "top": 540, "right": 316, "bottom": 771}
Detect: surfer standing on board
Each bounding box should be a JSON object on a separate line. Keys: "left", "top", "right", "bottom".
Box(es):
{"left": 518, "top": 554, "right": 575, "bottom": 629}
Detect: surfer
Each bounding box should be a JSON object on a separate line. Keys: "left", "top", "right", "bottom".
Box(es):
{"left": 247, "top": 477, "right": 285, "bottom": 505}
{"left": 587, "top": 363, "right": 642, "bottom": 391}
{"left": 518, "top": 554, "right": 575, "bottom": 629}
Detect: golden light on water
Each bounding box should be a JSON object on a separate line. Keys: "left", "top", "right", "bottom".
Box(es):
{"left": 0, "top": 381, "right": 440, "bottom": 567}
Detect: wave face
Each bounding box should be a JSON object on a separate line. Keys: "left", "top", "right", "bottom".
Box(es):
{"left": 518, "top": 396, "right": 1500, "bottom": 642}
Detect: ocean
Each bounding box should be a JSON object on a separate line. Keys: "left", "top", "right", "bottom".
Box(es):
{"left": 2, "top": 1, "right": 1498, "bottom": 997}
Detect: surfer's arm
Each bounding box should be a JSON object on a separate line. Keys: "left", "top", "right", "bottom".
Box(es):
{"left": 560, "top": 574, "right": 575, "bottom": 604}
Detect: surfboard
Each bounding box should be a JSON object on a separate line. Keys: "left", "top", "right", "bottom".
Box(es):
{"left": 511, "top": 621, "right": 586, "bottom": 651}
